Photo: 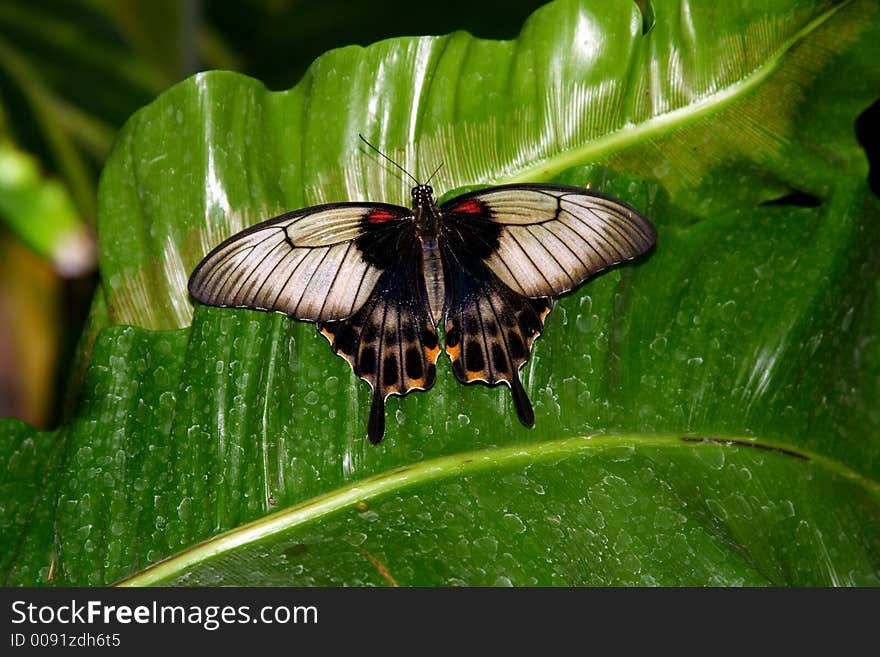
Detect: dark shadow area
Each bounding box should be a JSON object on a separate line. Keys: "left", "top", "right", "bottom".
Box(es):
{"left": 856, "top": 99, "right": 880, "bottom": 196}
{"left": 759, "top": 190, "right": 823, "bottom": 207}
{"left": 634, "top": 0, "right": 655, "bottom": 35}
{"left": 208, "top": 0, "right": 550, "bottom": 90}
{"left": 54, "top": 272, "right": 98, "bottom": 426}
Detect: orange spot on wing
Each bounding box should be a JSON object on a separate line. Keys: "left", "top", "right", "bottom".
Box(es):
{"left": 409, "top": 377, "right": 425, "bottom": 389}
{"left": 320, "top": 327, "right": 334, "bottom": 342}
{"left": 444, "top": 343, "right": 459, "bottom": 361}
{"left": 426, "top": 344, "right": 441, "bottom": 363}
{"left": 466, "top": 370, "right": 485, "bottom": 382}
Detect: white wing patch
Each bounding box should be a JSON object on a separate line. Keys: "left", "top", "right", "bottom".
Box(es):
{"left": 479, "top": 187, "right": 656, "bottom": 298}
{"left": 466, "top": 188, "right": 559, "bottom": 222}
{"left": 189, "top": 204, "right": 404, "bottom": 321}
{"left": 287, "top": 206, "right": 367, "bottom": 247}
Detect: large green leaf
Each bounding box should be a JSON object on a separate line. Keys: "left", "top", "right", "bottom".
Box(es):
{"left": 2, "top": 0, "right": 879, "bottom": 586}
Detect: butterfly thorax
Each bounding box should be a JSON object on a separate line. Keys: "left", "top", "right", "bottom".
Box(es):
{"left": 411, "top": 184, "right": 445, "bottom": 326}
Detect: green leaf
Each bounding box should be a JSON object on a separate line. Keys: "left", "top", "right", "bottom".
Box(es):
{"left": 117, "top": 436, "right": 880, "bottom": 586}
{"left": 3, "top": 0, "right": 880, "bottom": 586}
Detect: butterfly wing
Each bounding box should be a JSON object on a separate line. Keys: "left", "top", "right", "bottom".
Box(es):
{"left": 188, "top": 202, "right": 413, "bottom": 321}
{"left": 439, "top": 183, "right": 655, "bottom": 425}
{"left": 317, "top": 223, "right": 439, "bottom": 443}
{"left": 440, "top": 183, "right": 656, "bottom": 298}
{"left": 440, "top": 239, "right": 550, "bottom": 427}
{"left": 190, "top": 202, "right": 438, "bottom": 443}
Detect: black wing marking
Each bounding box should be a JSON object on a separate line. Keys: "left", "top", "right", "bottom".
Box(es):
{"left": 440, "top": 183, "right": 656, "bottom": 298}
{"left": 440, "top": 228, "right": 551, "bottom": 427}
{"left": 317, "top": 226, "right": 439, "bottom": 443}
{"left": 188, "top": 202, "right": 412, "bottom": 321}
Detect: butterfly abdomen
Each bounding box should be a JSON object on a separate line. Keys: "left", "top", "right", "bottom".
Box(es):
{"left": 420, "top": 234, "right": 445, "bottom": 326}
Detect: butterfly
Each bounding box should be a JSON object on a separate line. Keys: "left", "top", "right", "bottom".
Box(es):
{"left": 188, "top": 144, "right": 656, "bottom": 444}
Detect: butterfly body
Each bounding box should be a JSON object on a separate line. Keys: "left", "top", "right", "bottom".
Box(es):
{"left": 410, "top": 184, "right": 446, "bottom": 323}
{"left": 189, "top": 180, "right": 656, "bottom": 444}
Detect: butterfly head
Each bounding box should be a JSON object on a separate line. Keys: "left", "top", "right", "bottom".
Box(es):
{"left": 411, "top": 184, "right": 435, "bottom": 208}
{"left": 411, "top": 161, "right": 443, "bottom": 209}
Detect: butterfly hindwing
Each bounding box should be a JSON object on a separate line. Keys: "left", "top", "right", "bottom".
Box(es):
{"left": 188, "top": 202, "right": 412, "bottom": 321}
{"left": 318, "top": 228, "right": 439, "bottom": 443}
{"left": 441, "top": 235, "right": 551, "bottom": 427}
{"left": 440, "top": 184, "right": 656, "bottom": 298}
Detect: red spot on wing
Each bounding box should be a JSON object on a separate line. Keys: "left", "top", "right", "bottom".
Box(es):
{"left": 367, "top": 209, "right": 399, "bottom": 223}
{"left": 450, "top": 199, "right": 488, "bottom": 215}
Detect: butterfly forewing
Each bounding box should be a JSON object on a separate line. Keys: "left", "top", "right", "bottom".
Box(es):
{"left": 188, "top": 202, "right": 412, "bottom": 321}
{"left": 441, "top": 184, "right": 656, "bottom": 298}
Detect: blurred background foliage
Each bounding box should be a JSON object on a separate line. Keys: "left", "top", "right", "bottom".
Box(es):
{"left": 0, "top": 0, "right": 549, "bottom": 428}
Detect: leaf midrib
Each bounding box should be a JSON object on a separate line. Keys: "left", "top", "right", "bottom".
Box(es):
{"left": 116, "top": 431, "right": 880, "bottom": 586}
{"left": 502, "top": 2, "right": 847, "bottom": 184}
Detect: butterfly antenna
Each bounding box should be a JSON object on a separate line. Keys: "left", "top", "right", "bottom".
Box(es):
{"left": 358, "top": 133, "right": 419, "bottom": 185}
{"left": 425, "top": 162, "right": 444, "bottom": 185}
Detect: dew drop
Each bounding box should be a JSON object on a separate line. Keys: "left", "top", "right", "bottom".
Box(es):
{"left": 649, "top": 336, "right": 667, "bottom": 353}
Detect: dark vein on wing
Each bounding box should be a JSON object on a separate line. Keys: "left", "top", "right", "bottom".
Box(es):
{"left": 235, "top": 236, "right": 291, "bottom": 305}
{"left": 596, "top": 212, "right": 641, "bottom": 254}
{"left": 546, "top": 220, "right": 591, "bottom": 269}
{"left": 349, "top": 259, "right": 371, "bottom": 318}
{"left": 200, "top": 229, "right": 276, "bottom": 293}
{"left": 551, "top": 215, "right": 605, "bottom": 272}
{"left": 249, "top": 241, "right": 294, "bottom": 308}
{"left": 198, "top": 250, "right": 247, "bottom": 297}
{"left": 506, "top": 229, "right": 554, "bottom": 292}
{"left": 485, "top": 292, "right": 512, "bottom": 383}
{"left": 352, "top": 291, "right": 379, "bottom": 367}
{"left": 525, "top": 225, "right": 575, "bottom": 288}
{"left": 317, "top": 242, "right": 352, "bottom": 320}
{"left": 220, "top": 244, "right": 261, "bottom": 302}
{"left": 377, "top": 294, "right": 390, "bottom": 398}
{"left": 458, "top": 293, "right": 467, "bottom": 353}
{"left": 545, "top": 221, "right": 591, "bottom": 274}
{"left": 476, "top": 297, "right": 493, "bottom": 382}
{"left": 562, "top": 210, "right": 616, "bottom": 265}
{"left": 272, "top": 246, "right": 311, "bottom": 312}
{"left": 484, "top": 242, "right": 525, "bottom": 296}
{"left": 414, "top": 295, "right": 429, "bottom": 386}
{"left": 293, "top": 247, "right": 332, "bottom": 317}
{"left": 584, "top": 198, "right": 653, "bottom": 246}
{"left": 584, "top": 208, "right": 628, "bottom": 260}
